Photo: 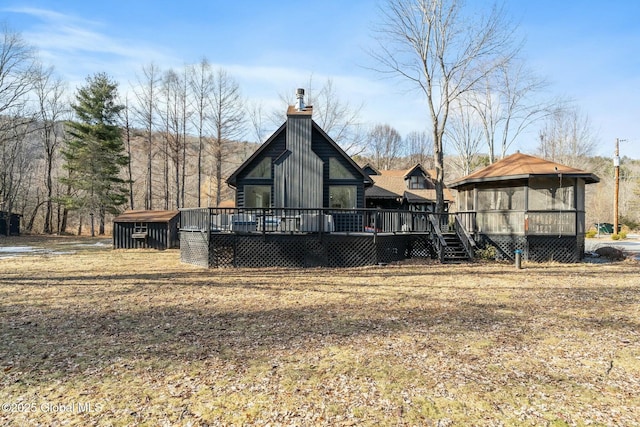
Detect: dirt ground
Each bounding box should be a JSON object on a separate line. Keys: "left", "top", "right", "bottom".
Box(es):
{"left": 1, "top": 235, "right": 639, "bottom": 426}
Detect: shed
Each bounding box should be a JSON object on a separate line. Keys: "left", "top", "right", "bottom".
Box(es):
{"left": 113, "top": 210, "right": 180, "bottom": 250}
{"left": 0, "top": 211, "right": 21, "bottom": 236}
{"left": 448, "top": 153, "right": 599, "bottom": 262}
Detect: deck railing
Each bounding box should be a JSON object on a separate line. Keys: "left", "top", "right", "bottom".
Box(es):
{"left": 180, "top": 207, "right": 442, "bottom": 235}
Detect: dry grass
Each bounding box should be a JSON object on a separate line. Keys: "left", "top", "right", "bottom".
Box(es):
{"left": 1, "top": 236, "right": 639, "bottom": 426}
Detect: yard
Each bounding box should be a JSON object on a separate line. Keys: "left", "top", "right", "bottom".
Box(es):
{"left": 1, "top": 236, "right": 639, "bottom": 426}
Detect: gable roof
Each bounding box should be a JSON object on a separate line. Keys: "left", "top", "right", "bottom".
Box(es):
{"left": 366, "top": 165, "right": 454, "bottom": 202}
{"left": 448, "top": 152, "right": 600, "bottom": 188}
{"left": 114, "top": 210, "right": 180, "bottom": 223}
{"left": 227, "top": 120, "right": 371, "bottom": 187}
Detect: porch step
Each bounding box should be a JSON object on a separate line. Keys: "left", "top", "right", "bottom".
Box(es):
{"left": 442, "top": 233, "right": 472, "bottom": 263}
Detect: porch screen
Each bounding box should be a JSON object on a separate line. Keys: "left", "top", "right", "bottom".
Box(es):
{"left": 529, "top": 177, "right": 574, "bottom": 210}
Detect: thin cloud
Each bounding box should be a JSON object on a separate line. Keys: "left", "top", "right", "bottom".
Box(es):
{"left": 4, "top": 6, "right": 177, "bottom": 80}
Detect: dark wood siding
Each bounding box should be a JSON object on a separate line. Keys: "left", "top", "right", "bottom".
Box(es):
{"left": 113, "top": 216, "right": 180, "bottom": 250}
{"left": 233, "top": 121, "right": 367, "bottom": 209}
{"left": 235, "top": 131, "right": 285, "bottom": 208}
{"left": 311, "top": 127, "right": 365, "bottom": 208}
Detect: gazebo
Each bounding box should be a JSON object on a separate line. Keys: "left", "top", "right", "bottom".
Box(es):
{"left": 448, "top": 153, "right": 600, "bottom": 262}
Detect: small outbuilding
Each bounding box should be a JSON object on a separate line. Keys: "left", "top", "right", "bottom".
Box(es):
{"left": 448, "top": 153, "right": 600, "bottom": 262}
{"left": 0, "top": 211, "right": 21, "bottom": 236}
{"left": 113, "top": 210, "right": 180, "bottom": 250}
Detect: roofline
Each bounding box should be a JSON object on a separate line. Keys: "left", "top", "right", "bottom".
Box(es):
{"left": 403, "top": 164, "right": 427, "bottom": 179}
{"left": 227, "top": 119, "right": 372, "bottom": 188}
{"left": 448, "top": 172, "right": 600, "bottom": 188}
{"left": 226, "top": 122, "right": 287, "bottom": 187}
{"left": 310, "top": 120, "right": 372, "bottom": 186}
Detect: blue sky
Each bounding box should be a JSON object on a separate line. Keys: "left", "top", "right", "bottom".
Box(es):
{"left": 3, "top": 0, "right": 640, "bottom": 159}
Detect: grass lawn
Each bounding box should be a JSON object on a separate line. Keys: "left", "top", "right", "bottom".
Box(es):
{"left": 1, "top": 236, "right": 639, "bottom": 426}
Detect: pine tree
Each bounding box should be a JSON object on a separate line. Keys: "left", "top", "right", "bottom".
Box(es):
{"left": 60, "top": 73, "right": 128, "bottom": 235}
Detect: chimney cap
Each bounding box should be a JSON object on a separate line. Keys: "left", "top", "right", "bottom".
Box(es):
{"left": 295, "top": 88, "right": 305, "bottom": 111}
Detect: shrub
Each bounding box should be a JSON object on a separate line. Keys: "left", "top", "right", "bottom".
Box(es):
{"left": 475, "top": 245, "right": 497, "bottom": 260}
{"left": 585, "top": 229, "right": 597, "bottom": 238}
{"left": 619, "top": 215, "right": 639, "bottom": 231}
{"left": 611, "top": 233, "right": 621, "bottom": 240}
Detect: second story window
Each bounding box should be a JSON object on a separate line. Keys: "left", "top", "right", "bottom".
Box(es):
{"left": 247, "top": 157, "right": 271, "bottom": 179}
{"left": 329, "top": 158, "right": 355, "bottom": 179}
{"left": 408, "top": 175, "right": 426, "bottom": 189}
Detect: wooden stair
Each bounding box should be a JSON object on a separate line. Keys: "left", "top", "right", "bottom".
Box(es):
{"left": 442, "top": 232, "right": 472, "bottom": 263}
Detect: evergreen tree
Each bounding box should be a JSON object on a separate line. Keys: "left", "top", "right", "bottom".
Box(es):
{"left": 60, "top": 73, "right": 128, "bottom": 235}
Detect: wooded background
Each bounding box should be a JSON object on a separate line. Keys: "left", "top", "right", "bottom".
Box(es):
{"left": 1, "top": 20, "right": 638, "bottom": 236}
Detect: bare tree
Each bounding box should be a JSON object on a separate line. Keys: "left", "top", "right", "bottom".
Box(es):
{"left": 405, "top": 130, "right": 433, "bottom": 168}
{"left": 161, "top": 69, "right": 185, "bottom": 209}
{"left": 309, "top": 78, "right": 367, "bottom": 155}
{"left": 188, "top": 58, "right": 215, "bottom": 206}
{"left": 272, "top": 78, "right": 367, "bottom": 155}
{"left": 0, "top": 25, "right": 38, "bottom": 233}
{"left": 132, "top": 62, "right": 161, "bottom": 210}
{"left": 32, "top": 64, "right": 69, "bottom": 233}
{"left": 446, "top": 99, "right": 484, "bottom": 176}
{"left": 536, "top": 106, "right": 597, "bottom": 168}
{"left": 121, "top": 97, "right": 135, "bottom": 210}
{"left": 208, "top": 68, "right": 244, "bottom": 207}
{"left": 0, "top": 114, "right": 34, "bottom": 235}
{"left": 246, "top": 99, "right": 268, "bottom": 144}
{"left": 372, "top": 0, "right": 517, "bottom": 212}
{"left": 469, "top": 60, "right": 553, "bottom": 163}
{"left": 368, "top": 123, "right": 402, "bottom": 170}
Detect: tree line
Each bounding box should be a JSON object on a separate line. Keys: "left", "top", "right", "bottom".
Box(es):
{"left": 1, "top": 0, "right": 638, "bottom": 236}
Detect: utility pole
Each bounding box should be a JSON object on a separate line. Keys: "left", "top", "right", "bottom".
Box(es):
{"left": 613, "top": 138, "right": 625, "bottom": 236}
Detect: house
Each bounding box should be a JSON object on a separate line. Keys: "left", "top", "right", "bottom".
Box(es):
{"left": 364, "top": 164, "right": 454, "bottom": 212}
{"left": 180, "top": 89, "right": 453, "bottom": 267}
{"left": 227, "top": 89, "right": 371, "bottom": 211}
{"left": 448, "top": 152, "right": 600, "bottom": 262}
{"left": 113, "top": 210, "right": 180, "bottom": 250}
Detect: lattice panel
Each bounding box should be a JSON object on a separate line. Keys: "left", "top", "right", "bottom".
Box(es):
{"left": 375, "top": 235, "right": 410, "bottom": 264}
{"left": 528, "top": 236, "right": 581, "bottom": 263}
{"left": 235, "top": 235, "right": 307, "bottom": 268}
{"left": 209, "top": 233, "right": 236, "bottom": 268}
{"left": 326, "top": 235, "right": 376, "bottom": 267}
{"left": 480, "top": 235, "right": 527, "bottom": 261}
{"left": 409, "top": 235, "right": 436, "bottom": 259}
{"left": 189, "top": 232, "right": 443, "bottom": 269}
{"left": 481, "top": 234, "right": 582, "bottom": 263}
{"left": 180, "top": 231, "right": 210, "bottom": 267}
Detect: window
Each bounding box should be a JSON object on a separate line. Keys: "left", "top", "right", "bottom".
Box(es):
{"left": 329, "top": 158, "right": 355, "bottom": 179}
{"left": 329, "top": 186, "right": 356, "bottom": 208}
{"left": 244, "top": 185, "right": 271, "bottom": 208}
{"left": 247, "top": 157, "right": 271, "bottom": 178}
{"left": 408, "top": 175, "right": 426, "bottom": 189}
{"left": 134, "top": 222, "right": 147, "bottom": 234}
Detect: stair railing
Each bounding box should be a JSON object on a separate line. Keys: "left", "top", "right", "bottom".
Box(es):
{"left": 428, "top": 214, "right": 448, "bottom": 263}
{"left": 453, "top": 214, "right": 476, "bottom": 259}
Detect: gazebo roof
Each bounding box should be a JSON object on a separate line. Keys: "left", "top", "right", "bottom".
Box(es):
{"left": 448, "top": 153, "right": 600, "bottom": 188}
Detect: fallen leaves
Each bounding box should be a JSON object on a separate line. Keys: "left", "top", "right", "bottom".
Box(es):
{"left": 0, "top": 239, "right": 639, "bottom": 425}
